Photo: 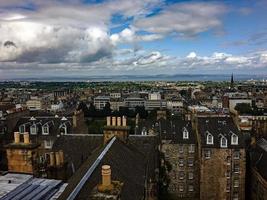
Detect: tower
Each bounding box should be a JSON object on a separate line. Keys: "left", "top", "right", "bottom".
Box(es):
{"left": 230, "top": 73, "right": 234, "bottom": 89}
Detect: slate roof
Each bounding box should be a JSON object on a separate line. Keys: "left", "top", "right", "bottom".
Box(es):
{"left": 13, "top": 116, "right": 73, "bottom": 138}
{"left": 197, "top": 117, "right": 245, "bottom": 148}
{"left": 136, "top": 118, "right": 195, "bottom": 144}
{"left": 58, "top": 138, "right": 148, "bottom": 200}
{"left": 52, "top": 135, "right": 103, "bottom": 177}
{"left": 250, "top": 138, "right": 267, "bottom": 180}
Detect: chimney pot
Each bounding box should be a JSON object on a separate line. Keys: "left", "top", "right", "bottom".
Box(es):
{"left": 102, "top": 165, "right": 111, "bottom": 187}
{"left": 23, "top": 132, "right": 30, "bottom": 144}
{"left": 14, "top": 132, "right": 20, "bottom": 143}
{"left": 117, "top": 117, "right": 121, "bottom": 126}
{"left": 112, "top": 117, "right": 116, "bottom": 126}
{"left": 50, "top": 152, "right": 55, "bottom": 167}
{"left": 122, "top": 116, "right": 127, "bottom": 126}
{"left": 107, "top": 116, "right": 111, "bottom": 126}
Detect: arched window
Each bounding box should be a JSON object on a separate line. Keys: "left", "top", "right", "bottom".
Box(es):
{"left": 231, "top": 133, "right": 238, "bottom": 145}
{"left": 206, "top": 132, "right": 213, "bottom": 145}
{"left": 221, "top": 137, "right": 227, "bottom": 148}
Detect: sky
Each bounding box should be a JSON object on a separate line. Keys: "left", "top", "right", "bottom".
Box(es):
{"left": 0, "top": 0, "right": 267, "bottom": 79}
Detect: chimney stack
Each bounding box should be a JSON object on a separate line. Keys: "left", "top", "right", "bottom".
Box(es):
{"left": 122, "top": 116, "right": 127, "bottom": 126}
{"left": 117, "top": 117, "right": 121, "bottom": 126}
{"left": 107, "top": 116, "right": 111, "bottom": 126}
{"left": 102, "top": 165, "right": 111, "bottom": 187}
{"left": 112, "top": 117, "right": 116, "bottom": 126}
{"left": 14, "top": 132, "right": 20, "bottom": 144}
{"left": 23, "top": 132, "right": 30, "bottom": 144}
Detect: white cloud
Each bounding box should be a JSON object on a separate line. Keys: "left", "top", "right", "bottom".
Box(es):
{"left": 135, "top": 2, "right": 227, "bottom": 36}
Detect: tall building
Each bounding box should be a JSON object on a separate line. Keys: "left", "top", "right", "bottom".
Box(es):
{"left": 197, "top": 117, "right": 246, "bottom": 200}
{"left": 249, "top": 138, "right": 267, "bottom": 200}
{"left": 161, "top": 119, "right": 199, "bottom": 199}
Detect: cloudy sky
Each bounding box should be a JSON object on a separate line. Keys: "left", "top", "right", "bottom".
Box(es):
{"left": 0, "top": 0, "right": 267, "bottom": 79}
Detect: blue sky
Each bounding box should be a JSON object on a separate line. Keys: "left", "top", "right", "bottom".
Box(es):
{"left": 0, "top": 0, "right": 267, "bottom": 79}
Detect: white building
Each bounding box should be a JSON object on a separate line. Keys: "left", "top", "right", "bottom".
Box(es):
{"left": 148, "top": 93, "right": 161, "bottom": 100}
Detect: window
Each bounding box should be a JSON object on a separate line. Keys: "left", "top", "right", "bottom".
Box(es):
{"left": 220, "top": 137, "right": 227, "bottom": 148}
{"left": 206, "top": 132, "right": 213, "bottom": 145}
{"left": 234, "top": 163, "right": 240, "bottom": 173}
{"left": 19, "top": 125, "right": 25, "bottom": 134}
{"left": 60, "top": 124, "right": 67, "bottom": 135}
{"left": 231, "top": 133, "right": 238, "bottom": 145}
{"left": 234, "top": 179, "right": 239, "bottom": 188}
{"left": 188, "top": 185, "right": 194, "bottom": 192}
{"left": 233, "top": 192, "right": 239, "bottom": 200}
{"left": 233, "top": 150, "right": 240, "bottom": 159}
{"left": 204, "top": 149, "right": 211, "bottom": 159}
{"left": 188, "top": 172, "right": 194, "bottom": 180}
{"left": 188, "top": 159, "right": 194, "bottom": 167}
{"left": 189, "top": 144, "right": 195, "bottom": 153}
{"left": 30, "top": 125, "right": 37, "bottom": 135}
{"left": 179, "top": 171, "right": 185, "bottom": 180}
{"left": 179, "top": 145, "right": 184, "bottom": 154}
{"left": 179, "top": 158, "right": 184, "bottom": 167}
{"left": 183, "top": 128, "right": 189, "bottom": 139}
{"left": 42, "top": 125, "right": 49, "bottom": 135}
{"left": 44, "top": 140, "right": 53, "bottom": 149}
{"left": 179, "top": 184, "right": 184, "bottom": 192}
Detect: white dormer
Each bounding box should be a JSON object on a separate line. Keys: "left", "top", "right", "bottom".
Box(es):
{"left": 61, "top": 116, "right": 67, "bottom": 121}
{"left": 42, "top": 124, "right": 49, "bottom": 135}
{"left": 206, "top": 131, "right": 213, "bottom": 145}
{"left": 30, "top": 124, "right": 37, "bottom": 135}
{"left": 60, "top": 123, "right": 68, "bottom": 135}
{"left": 220, "top": 136, "right": 228, "bottom": 148}
{"left": 183, "top": 127, "right": 189, "bottom": 139}
{"left": 30, "top": 116, "right": 36, "bottom": 121}
{"left": 231, "top": 132, "right": 238, "bottom": 145}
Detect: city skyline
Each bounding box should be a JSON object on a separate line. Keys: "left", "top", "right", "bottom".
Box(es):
{"left": 0, "top": 0, "right": 267, "bottom": 79}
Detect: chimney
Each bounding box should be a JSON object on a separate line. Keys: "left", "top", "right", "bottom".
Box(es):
{"left": 122, "top": 116, "right": 127, "bottom": 126}
{"left": 59, "top": 150, "right": 64, "bottom": 165}
{"left": 112, "top": 117, "right": 116, "bottom": 126}
{"left": 14, "top": 132, "right": 20, "bottom": 144}
{"left": 23, "top": 132, "right": 30, "bottom": 144}
{"left": 102, "top": 165, "right": 111, "bottom": 187}
{"left": 107, "top": 116, "right": 111, "bottom": 126}
{"left": 55, "top": 152, "right": 60, "bottom": 166}
{"left": 50, "top": 152, "right": 55, "bottom": 167}
{"left": 117, "top": 117, "right": 121, "bottom": 126}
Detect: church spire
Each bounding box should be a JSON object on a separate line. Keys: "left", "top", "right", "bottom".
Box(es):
{"left": 230, "top": 73, "right": 234, "bottom": 89}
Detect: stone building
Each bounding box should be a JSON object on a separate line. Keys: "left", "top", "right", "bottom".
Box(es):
{"left": 197, "top": 117, "right": 246, "bottom": 200}
{"left": 249, "top": 138, "right": 267, "bottom": 200}
{"left": 161, "top": 119, "right": 199, "bottom": 199}
{"left": 103, "top": 116, "right": 130, "bottom": 144}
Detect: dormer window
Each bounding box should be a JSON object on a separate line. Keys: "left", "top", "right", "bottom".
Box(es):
{"left": 220, "top": 136, "right": 228, "bottom": 148}
{"left": 60, "top": 123, "right": 67, "bottom": 135}
{"left": 183, "top": 128, "right": 189, "bottom": 139}
{"left": 231, "top": 133, "right": 238, "bottom": 145}
{"left": 42, "top": 124, "right": 49, "bottom": 135}
{"left": 206, "top": 132, "right": 213, "bottom": 145}
{"left": 30, "top": 124, "right": 37, "bottom": 135}
{"left": 19, "top": 125, "right": 25, "bottom": 134}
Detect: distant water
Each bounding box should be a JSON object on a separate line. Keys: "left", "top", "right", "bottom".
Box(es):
{"left": 6, "top": 74, "right": 267, "bottom": 82}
